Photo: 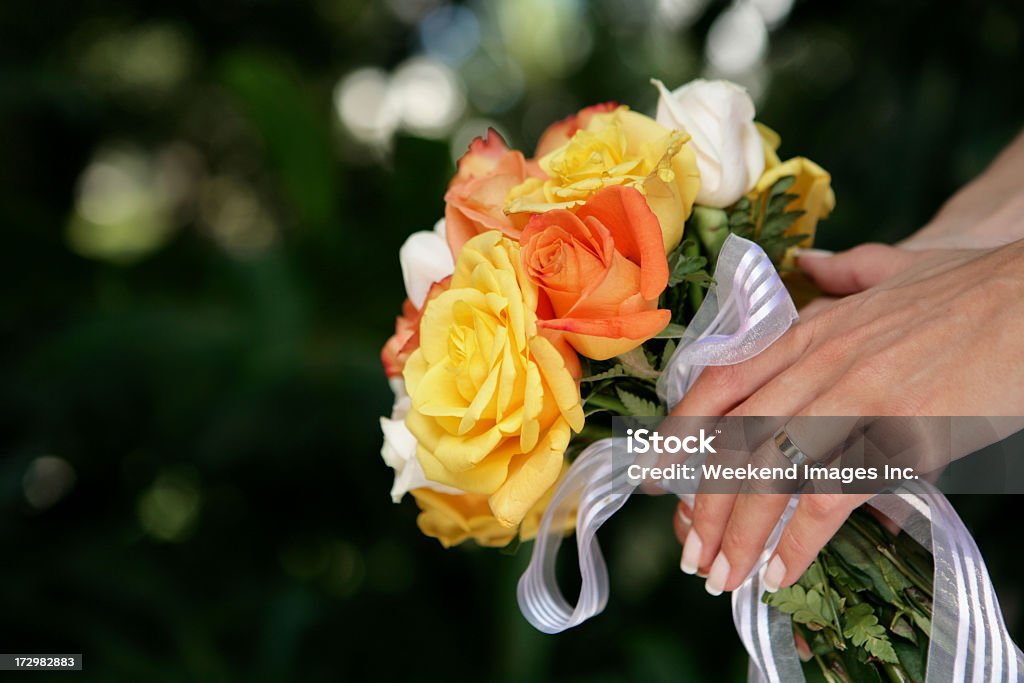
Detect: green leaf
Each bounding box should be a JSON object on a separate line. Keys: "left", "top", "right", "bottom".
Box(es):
{"left": 892, "top": 637, "right": 928, "bottom": 682}
{"left": 660, "top": 339, "right": 677, "bottom": 369}
{"left": 890, "top": 614, "right": 916, "bottom": 643}
{"left": 729, "top": 209, "right": 752, "bottom": 227}
{"left": 615, "top": 388, "right": 664, "bottom": 417}
{"left": 499, "top": 533, "right": 521, "bottom": 556}
{"left": 681, "top": 270, "right": 714, "bottom": 286}
{"left": 221, "top": 51, "right": 338, "bottom": 231}
{"left": 654, "top": 323, "right": 687, "bottom": 339}
{"left": 615, "top": 348, "right": 661, "bottom": 381}
{"left": 828, "top": 527, "right": 900, "bottom": 604}
{"left": 765, "top": 585, "right": 830, "bottom": 630}
{"left": 580, "top": 365, "right": 627, "bottom": 383}
{"left": 730, "top": 196, "right": 752, "bottom": 213}
{"left": 823, "top": 551, "right": 870, "bottom": 592}
{"left": 879, "top": 550, "right": 914, "bottom": 596}
{"left": 760, "top": 210, "right": 803, "bottom": 239}
{"left": 768, "top": 174, "right": 797, "bottom": 198}
{"left": 666, "top": 249, "right": 709, "bottom": 287}
{"left": 582, "top": 389, "right": 627, "bottom": 416}
{"left": 766, "top": 583, "right": 808, "bottom": 612}
{"left": 766, "top": 191, "right": 799, "bottom": 216}
{"left": 843, "top": 604, "right": 899, "bottom": 664}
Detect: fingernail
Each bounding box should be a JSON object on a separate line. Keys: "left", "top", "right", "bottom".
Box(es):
{"left": 677, "top": 504, "right": 692, "bottom": 527}
{"left": 705, "top": 552, "right": 731, "bottom": 596}
{"left": 763, "top": 555, "right": 786, "bottom": 593}
{"left": 680, "top": 529, "right": 702, "bottom": 575}
{"left": 794, "top": 248, "right": 834, "bottom": 259}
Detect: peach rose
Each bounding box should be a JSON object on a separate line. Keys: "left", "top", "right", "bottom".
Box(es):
{"left": 506, "top": 106, "right": 700, "bottom": 253}
{"left": 444, "top": 130, "right": 544, "bottom": 256}
{"left": 520, "top": 185, "right": 671, "bottom": 360}
{"left": 381, "top": 278, "right": 449, "bottom": 378}
{"left": 534, "top": 102, "right": 618, "bottom": 158}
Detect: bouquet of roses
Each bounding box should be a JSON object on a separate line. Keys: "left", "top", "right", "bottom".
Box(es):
{"left": 379, "top": 78, "right": 932, "bottom": 682}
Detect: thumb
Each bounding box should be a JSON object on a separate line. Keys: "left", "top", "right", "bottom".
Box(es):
{"left": 797, "top": 244, "right": 918, "bottom": 295}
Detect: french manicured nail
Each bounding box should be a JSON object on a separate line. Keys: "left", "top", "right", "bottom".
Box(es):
{"left": 677, "top": 505, "right": 692, "bottom": 527}
{"left": 705, "top": 552, "right": 731, "bottom": 596}
{"left": 794, "top": 248, "right": 834, "bottom": 259}
{"left": 680, "top": 529, "right": 702, "bottom": 575}
{"left": 763, "top": 555, "right": 786, "bottom": 593}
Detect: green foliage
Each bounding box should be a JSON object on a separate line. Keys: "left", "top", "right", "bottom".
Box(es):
{"left": 765, "top": 584, "right": 834, "bottom": 631}
{"left": 578, "top": 343, "right": 671, "bottom": 421}
{"left": 766, "top": 510, "right": 935, "bottom": 682}
{"left": 666, "top": 241, "right": 711, "bottom": 287}
{"left": 725, "top": 175, "right": 810, "bottom": 266}
{"left": 842, "top": 604, "right": 898, "bottom": 664}
{"left": 615, "top": 387, "right": 665, "bottom": 417}
{"left": 4, "top": 1, "right": 1024, "bottom": 680}
{"left": 659, "top": 237, "right": 714, "bottom": 325}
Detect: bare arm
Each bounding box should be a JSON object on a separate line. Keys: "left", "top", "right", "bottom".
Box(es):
{"left": 902, "top": 128, "right": 1024, "bottom": 249}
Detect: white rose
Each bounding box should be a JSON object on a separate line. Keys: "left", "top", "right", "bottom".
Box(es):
{"left": 652, "top": 78, "right": 765, "bottom": 208}
{"left": 380, "top": 377, "right": 462, "bottom": 503}
{"left": 399, "top": 218, "right": 454, "bottom": 309}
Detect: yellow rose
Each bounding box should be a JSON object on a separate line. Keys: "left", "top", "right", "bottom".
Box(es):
{"left": 409, "top": 465, "right": 576, "bottom": 548}
{"left": 506, "top": 106, "right": 700, "bottom": 253}
{"left": 756, "top": 122, "right": 782, "bottom": 169}
{"left": 755, "top": 157, "right": 835, "bottom": 254}
{"left": 752, "top": 123, "right": 835, "bottom": 261}
{"left": 403, "top": 231, "right": 584, "bottom": 528}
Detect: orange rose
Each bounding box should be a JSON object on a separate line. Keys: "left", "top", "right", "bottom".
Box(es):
{"left": 381, "top": 278, "right": 450, "bottom": 378}
{"left": 520, "top": 186, "right": 670, "bottom": 360}
{"left": 534, "top": 102, "right": 618, "bottom": 158}
{"left": 444, "top": 130, "right": 544, "bottom": 256}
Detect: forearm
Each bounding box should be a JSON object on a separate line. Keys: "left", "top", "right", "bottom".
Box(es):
{"left": 901, "top": 128, "right": 1024, "bottom": 249}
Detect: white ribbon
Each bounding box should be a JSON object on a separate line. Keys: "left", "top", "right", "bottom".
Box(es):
{"left": 517, "top": 234, "right": 1024, "bottom": 682}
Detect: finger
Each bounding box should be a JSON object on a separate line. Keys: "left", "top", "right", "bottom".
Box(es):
{"left": 797, "top": 296, "right": 836, "bottom": 321}
{"left": 706, "top": 417, "right": 862, "bottom": 594}
{"left": 726, "top": 316, "right": 869, "bottom": 419}
{"left": 670, "top": 321, "right": 815, "bottom": 417}
{"left": 798, "top": 244, "right": 918, "bottom": 295}
{"left": 676, "top": 499, "right": 712, "bottom": 578}
{"left": 689, "top": 381, "right": 812, "bottom": 588}
{"left": 762, "top": 492, "right": 872, "bottom": 592}
{"left": 707, "top": 481, "right": 790, "bottom": 595}
{"left": 673, "top": 499, "right": 692, "bottom": 546}
{"left": 683, "top": 348, "right": 835, "bottom": 582}
{"left": 681, "top": 489, "right": 736, "bottom": 578}
{"left": 684, "top": 414, "right": 784, "bottom": 580}
{"left": 866, "top": 505, "right": 900, "bottom": 536}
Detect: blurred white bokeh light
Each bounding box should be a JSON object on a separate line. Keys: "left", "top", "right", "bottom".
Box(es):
{"left": 706, "top": 2, "right": 768, "bottom": 74}
{"left": 334, "top": 67, "right": 399, "bottom": 146}
{"left": 390, "top": 57, "right": 466, "bottom": 138}
{"left": 495, "top": 0, "right": 592, "bottom": 80}
{"left": 751, "top": 0, "right": 795, "bottom": 29}
{"left": 386, "top": 0, "right": 440, "bottom": 25}
{"left": 335, "top": 58, "right": 464, "bottom": 146}
{"left": 656, "top": 0, "right": 710, "bottom": 30}
{"left": 68, "top": 143, "right": 197, "bottom": 264}
{"left": 23, "top": 456, "right": 76, "bottom": 510}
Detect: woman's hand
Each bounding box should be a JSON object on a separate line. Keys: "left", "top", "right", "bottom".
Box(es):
{"left": 670, "top": 240, "right": 1024, "bottom": 595}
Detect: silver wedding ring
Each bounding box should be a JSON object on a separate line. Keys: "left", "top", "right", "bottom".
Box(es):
{"left": 774, "top": 427, "right": 811, "bottom": 466}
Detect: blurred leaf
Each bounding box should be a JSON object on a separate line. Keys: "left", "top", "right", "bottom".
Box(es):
{"left": 220, "top": 50, "right": 338, "bottom": 233}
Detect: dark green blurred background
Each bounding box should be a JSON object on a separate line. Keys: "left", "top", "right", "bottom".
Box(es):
{"left": 2, "top": 0, "right": 1023, "bottom": 681}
